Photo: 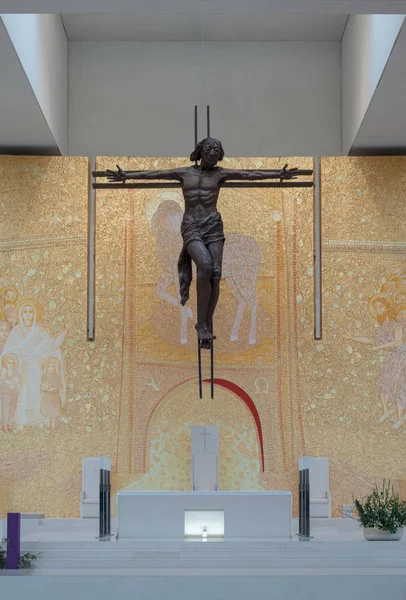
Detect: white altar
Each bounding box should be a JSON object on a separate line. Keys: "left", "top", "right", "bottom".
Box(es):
{"left": 116, "top": 490, "right": 292, "bottom": 539}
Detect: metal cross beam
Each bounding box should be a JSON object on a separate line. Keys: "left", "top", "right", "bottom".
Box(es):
{"left": 92, "top": 179, "right": 313, "bottom": 190}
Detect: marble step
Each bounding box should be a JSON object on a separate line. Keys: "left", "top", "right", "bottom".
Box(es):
{"left": 34, "top": 518, "right": 359, "bottom": 532}
{"left": 27, "top": 566, "right": 406, "bottom": 578}
{"left": 33, "top": 557, "right": 406, "bottom": 569}
{"left": 31, "top": 547, "right": 406, "bottom": 559}
{"left": 21, "top": 540, "right": 406, "bottom": 552}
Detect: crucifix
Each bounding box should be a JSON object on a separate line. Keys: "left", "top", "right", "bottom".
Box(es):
{"left": 93, "top": 106, "right": 314, "bottom": 399}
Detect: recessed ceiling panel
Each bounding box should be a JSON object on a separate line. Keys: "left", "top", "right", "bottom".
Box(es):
{"left": 62, "top": 13, "right": 349, "bottom": 42}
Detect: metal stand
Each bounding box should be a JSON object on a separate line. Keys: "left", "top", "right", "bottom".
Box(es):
{"left": 107, "top": 468, "right": 111, "bottom": 537}
{"left": 97, "top": 456, "right": 112, "bottom": 541}
{"left": 298, "top": 467, "right": 311, "bottom": 541}
{"left": 198, "top": 338, "right": 215, "bottom": 400}
{"left": 210, "top": 340, "right": 214, "bottom": 399}
{"left": 209, "top": 321, "right": 214, "bottom": 399}
{"left": 198, "top": 340, "right": 203, "bottom": 399}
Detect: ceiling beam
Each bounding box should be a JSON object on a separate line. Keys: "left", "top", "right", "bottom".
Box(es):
{"left": 1, "top": 0, "right": 406, "bottom": 14}
{"left": 0, "top": 18, "right": 61, "bottom": 155}
{"left": 341, "top": 14, "right": 405, "bottom": 154}
{"left": 350, "top": 20, "right": 406, "bottom": 153}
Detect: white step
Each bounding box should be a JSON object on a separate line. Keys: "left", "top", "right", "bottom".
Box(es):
{"left": 21, "top": 540, "right": 406, "bottom": 551}
{"left": 29, "top": 547, "right": 406, "bottom": 560}
{"left": 33, "top": 557, "right": 406, "bottom": 569}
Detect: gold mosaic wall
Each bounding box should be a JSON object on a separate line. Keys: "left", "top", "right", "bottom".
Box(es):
{"left": 96, "top": 156, "right": 313, "bottom": 500}
{"left": 298, "top": 157, "right": 406, "bottom": 514}
{"left": 0, "top": 157, "right": 93, "bottom": 517}
{"left": 1, "top": 155, "right": 406, "bottom": 518}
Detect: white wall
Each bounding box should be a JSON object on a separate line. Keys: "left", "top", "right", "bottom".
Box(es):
{"left": 68, "top": 41, "right": 341, "bottom": 157}
{"left": 341, "top": 14, "right": 404, "bottom": 155}
{"left": 351, "top": 22, "right": 406, "bottom": 153}
{"left": 0, "top": 19, "right": 59, "bottom": 154}
{"left": 1, "top": 14, "right": 68, "bottom": 154}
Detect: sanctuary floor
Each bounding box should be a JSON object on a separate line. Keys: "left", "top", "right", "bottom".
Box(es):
{"left": 1, "top": 518, "right": 406, "bottom": 600}
{"left": 12, "top": 515, "right": 401, "bottom": 542}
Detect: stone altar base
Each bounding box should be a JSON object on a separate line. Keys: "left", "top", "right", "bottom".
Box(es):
{"left": 116, "top": 491, "right": 292, "bottom": 539}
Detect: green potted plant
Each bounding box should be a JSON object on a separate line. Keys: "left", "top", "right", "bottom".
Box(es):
{"left": 0, "top": 538, "right": 39, "bottom": 569}
{"left": 354, "top": 480, "right": 406, "bottom": 541}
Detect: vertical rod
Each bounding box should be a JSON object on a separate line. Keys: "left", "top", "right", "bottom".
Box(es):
{"left": 304, "top": 468, "right": 310, "bottom": 538}
{"left": 103, "top": 469, "right": 106, "bottom": 538}
{"left": 302, "top": 469, "right": 306, "bottom": 536}
{"left": 107, "top": 470, "right": 111, "bottom": 536}
{"left": 198, "top": 342, "right": 203, "bottom": 399}
{"left": 195, "top": 104, "right": 201, "bottom": 397}
{"left": 210, "top": 343, "right": 214, "bottom": 398}
{"left": 207, "top": 105, "right": 211, "bottom": 138}
{"left": 88, "top": 157, "right": 96, "bottom": 341}
{"left": 194, "top": 105, "right": 198, "bottom": 163}
{"left": 99, "top": 468, "right": 104, "bottom": 539}
{"left": 6, "top": 513, "right": 20, "bottom": 569}
{"left": 303, "top": 468, "right": 307, "bottom": 537}
{"left": 313, "top": 157, "right": 322, "bottom": 340}
{"left": 298, "top": 470, "right": 303, "bottom": 537}
{"left": 104, "top": 470, "right": 108, "bottom": 538}
{"left": 210, "top": 323, "right": 214, "bottom": 399}
{"left": 102, "top": 470, "right": 106, "bottom": 538}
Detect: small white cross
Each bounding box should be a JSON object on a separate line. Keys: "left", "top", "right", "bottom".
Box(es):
{"left": 200, "top": 427, "right": 211, "bottom": 451}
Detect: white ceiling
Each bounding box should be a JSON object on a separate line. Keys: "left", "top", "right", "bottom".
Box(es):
{"left": 62, "top": 13, "right": 349, "bottom": 42}
{"left": 2, "top": 0, "right": 406, "bottom": 14}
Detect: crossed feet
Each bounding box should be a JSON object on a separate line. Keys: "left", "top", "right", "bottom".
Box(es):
{"left": 195, "top": 323, "right": 216, "bottom": 350}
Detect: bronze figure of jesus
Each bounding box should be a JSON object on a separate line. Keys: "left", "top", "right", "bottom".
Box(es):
{"left": 106, "top": 138, "right": 298, "bottom": 348}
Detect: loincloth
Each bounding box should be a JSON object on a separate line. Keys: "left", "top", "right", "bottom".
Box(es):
{"left": 178, "top": 211, "right": 225, "bottom": 306}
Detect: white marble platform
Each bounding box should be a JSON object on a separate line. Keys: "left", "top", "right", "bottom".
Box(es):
{"left": 1, "top": 572, "right": 406, "bottom": 600}
{"left": 4, "top": 517, "right": 406, "bottom": 570}
{"left": 2, "top": 517, "right": 406, "bottom": 600}
{"left": 1, "top": 519, "right": 405, "bottom": 600}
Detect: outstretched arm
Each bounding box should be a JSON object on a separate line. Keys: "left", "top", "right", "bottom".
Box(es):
{"left": 220, "top": 163, "right": 298, "bottom": 182}
{"left": 106, "top": 165, "right": 185, "bottom": 182}
{"left": 349, "top": 336, "right": 376, "bottom": 345}
{"left": 340, "top": 329, "right": 375, "bottom": 345}
{"left": 369, "top": 324, "right": 403, "bottom": 350}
